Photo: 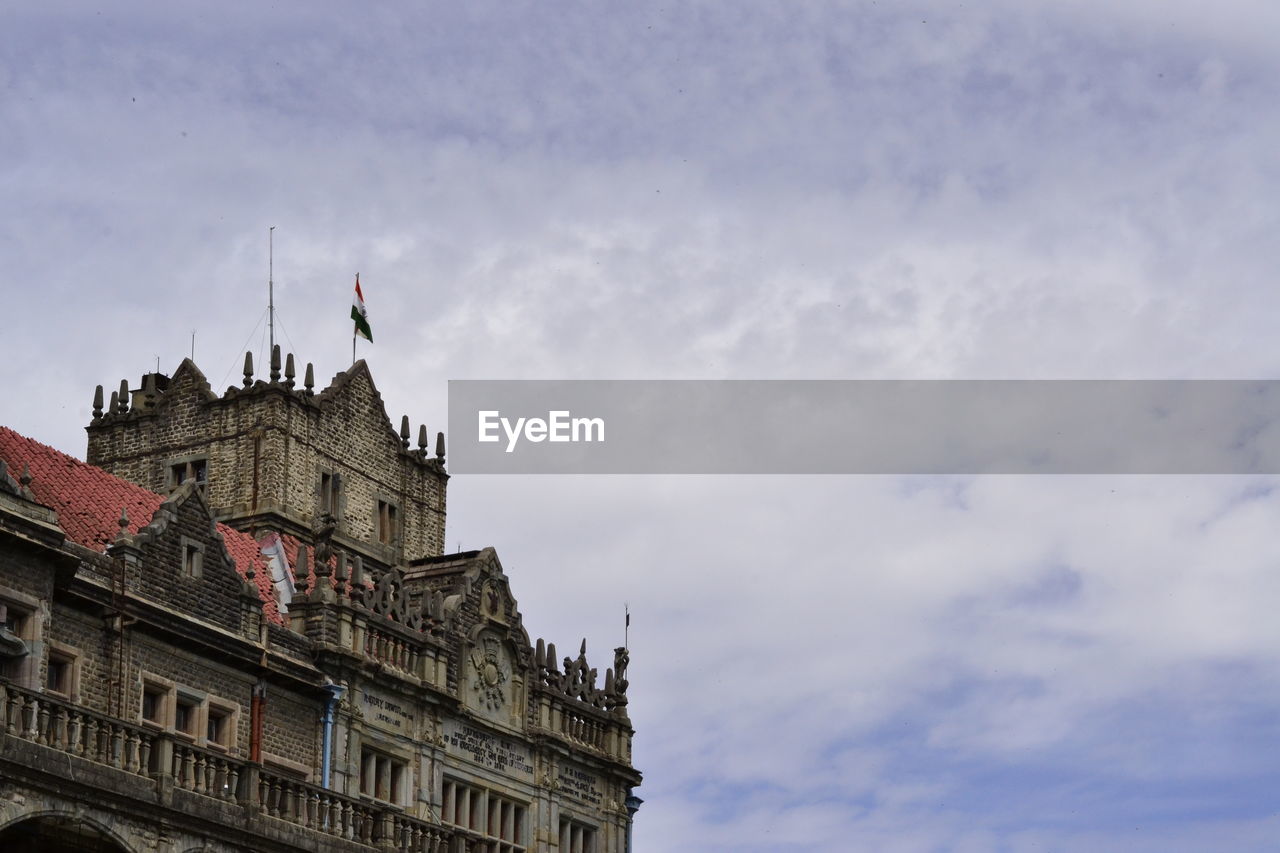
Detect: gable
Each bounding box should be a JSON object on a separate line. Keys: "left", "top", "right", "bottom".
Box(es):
{"left": 0, "top": 426, "right": 282, "bottom": 624}
{"left": 118, "top": 482, "right": 263, "bottom": 634}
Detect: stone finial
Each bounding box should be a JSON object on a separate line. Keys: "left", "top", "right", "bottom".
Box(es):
{"left": 137, "top": 374, "right": 159, "bottom": 411}
{"left": 304, "top": 363, "right": 315, "bottom": 394}
{"left": 108, "top": 390, "right": 119, "bottom": 414}
{"left": 417, "top": 424, "right": 429, "bottom": 454}
{"left": 351, "top": 555, "right": 364, "bottom": 590}
{"left": 270, "top": 345, "right": 281, "bottom": 383}
{"left": 284, "top": 353, "right": 296, "bottom": 390}
{"left": 400, "top": 416, "right": 411, "bottom": 449}
{"left": 535, "top": 638, "right": 546, "bottom": 667}
{"left": 117, "top": 506, "right": 129, "bottom": 536}
{"left": 295, "top": 544, "right": 310, "bottom": 593}
{"left": 92, "top": 385, "right": 104, "bottom": 419}
{"left": 18, "top": 464, "right": 34, "bottom": 500}
{"left": 435, "top": 431, "right": 446, "bottom": 461}
{"left": 117, "top": 380, "right": 130, "bottom": 414}
{"left": 335, "top": 552, "right": 349, "bottom": 596}
{"left": 243, "top": 352, "right": 254, "bottom": 388}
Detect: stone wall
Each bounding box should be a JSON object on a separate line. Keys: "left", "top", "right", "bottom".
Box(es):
{"left": 87, "top": 357, "right": 447, "bottom": 564}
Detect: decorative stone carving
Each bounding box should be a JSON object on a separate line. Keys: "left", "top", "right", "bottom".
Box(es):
{"left": 469, "top": 635, "right": 510, "bottom": 712}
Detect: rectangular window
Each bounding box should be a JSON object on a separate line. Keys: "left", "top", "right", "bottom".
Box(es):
{"left": 443, "top": 779, "right": 526, "bottom": 852}
{"left": 0, "top": 602, "right": 31, "bottom": 682}
{"left": 377, "top": 500, "right": 398, "bottom": 546}
{"left": 206, "top": 705, "right": 231, "bottom": 748}
{"left": 319, "top": 471, "right": 341, "bottom": 517}
{"left": 559, "top": 819, "right": 597, "bottom": 853}
{"left": 360, "top": 747, "right": 406, "bottom": 805}
{"left": 175, "top": 696, "right": 199, "bottom": 737}
{"left": 168, "top": 458, "right": 208, "bottom": 494}
{"left": 0, "top": 603, "right": 27, "bottom": 637}
{"left": 46, "top": 651, "right": 75, "bottom": 697}
{"left": 141, "top": 684, "right": 168, "bottom": 725}
{"left": 182, "top": 541, "right": 203, "bottom": 578}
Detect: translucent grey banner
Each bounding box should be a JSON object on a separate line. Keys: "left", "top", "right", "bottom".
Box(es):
{"left": 446, "top": 380, "right": 1280, "bottom": 474}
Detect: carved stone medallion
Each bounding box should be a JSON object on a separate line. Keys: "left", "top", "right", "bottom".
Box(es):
{"left": 469, "top": 635, "right": 510, "bottom": 713}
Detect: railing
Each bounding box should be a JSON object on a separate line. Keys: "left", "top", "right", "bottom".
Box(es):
{"left": 1, "top": 681, "right": 157, "bottom": 776}
{"left": 0, "top": 681, "right": 457, "bottom": 852}
{"left": 364, "top": 624, "right": 416, "bottom": 673}
{"left": 255, "top": 769, "right": 454, "bottom": 851}
{"left": 171, "top": 739, "right": 240, "bottom": 800}
{"left": 558, "top": 707, "right": 606, "bottom": 751}
{"left": 532, "top": 691, "right": 633, "bottom": 763}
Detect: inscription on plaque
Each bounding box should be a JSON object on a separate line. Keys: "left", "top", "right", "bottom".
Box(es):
{"left": 362, "top": 688, "right": 414, "bottom": 733}
{"left": 558, "top": 764, "right": 602, "bottom": 806}
{"left": 444, "top": 720, "right": 534, "bottom": 777}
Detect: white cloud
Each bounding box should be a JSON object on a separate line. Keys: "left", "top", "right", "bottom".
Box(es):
{"left": 4, "top": 2, "right": 1280, "bottom": 848}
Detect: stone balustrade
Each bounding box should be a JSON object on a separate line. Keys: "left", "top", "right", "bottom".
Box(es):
{"left": 0, "top": 680, "right": 458, "bottom": 852}
{"left": 2, "top": 681, "right": 157, "bottom": 775}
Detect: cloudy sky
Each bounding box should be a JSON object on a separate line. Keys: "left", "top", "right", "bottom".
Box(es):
{"left": 5, "top": 2, "right": 1280, "bottom": 850}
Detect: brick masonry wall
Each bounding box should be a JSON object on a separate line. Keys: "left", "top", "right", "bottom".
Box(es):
{"left": 264, "top": 688, "right": 321, "bottom": 767}
{"left": 87, "top": 359, "right": 447, "bottom": 563}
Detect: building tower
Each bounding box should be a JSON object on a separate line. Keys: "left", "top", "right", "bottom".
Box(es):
{"left": 0, "top": 349, "right": 640, "bottom": 853}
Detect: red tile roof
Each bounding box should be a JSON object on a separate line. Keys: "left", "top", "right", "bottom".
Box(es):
{"left": 0, "top": 426, "right": 283, "bottom": 624}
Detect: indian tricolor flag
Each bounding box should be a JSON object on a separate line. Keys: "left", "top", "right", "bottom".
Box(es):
{"left": 351, "top": 274, "right": 373, "bottom": 342}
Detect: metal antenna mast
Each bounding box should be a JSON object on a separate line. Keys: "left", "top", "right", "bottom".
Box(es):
{"left": 268, "top": 226, "right": 276, "bottom": 352}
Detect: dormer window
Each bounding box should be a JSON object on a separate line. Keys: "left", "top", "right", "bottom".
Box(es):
{"left": 181, "top": 539, "right": 204, "bottom": 578}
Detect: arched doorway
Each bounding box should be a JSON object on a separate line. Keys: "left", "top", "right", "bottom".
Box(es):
{"left": 0, "top": 814, "right": 132, "bottom": 852}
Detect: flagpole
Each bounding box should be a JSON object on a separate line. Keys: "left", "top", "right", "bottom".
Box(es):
{"left": 268, "top": 226, "right": 275, "bottom": 353}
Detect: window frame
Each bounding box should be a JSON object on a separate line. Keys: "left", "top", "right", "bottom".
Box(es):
{"left": 443, "top": 777, "right": 528, "bottom": 852}
{"left": 44, "top": 642, "right": 80, "bottom": 700}
{"left": 359, "top": 745, "right": 409, "bottom": 806}
{"left": 0, "top": 591, "right": 41, "bottom": 687}
{"left": 376, "top": 498, "right": 399, "bottom": 547}
{"left": 166, "top": 455, "right": 209, "bottom": 495}
{"left": 180, "top": 536, "right": 204, "bottom": 578}
{"left": 558, "top": 817, "right": 598, "bottom": 853}
{"left": 140, "top": 678, "right": 174, "bottom": 728}
{"left": 204, "top": 699, "right": 237, "bottom": 751}
{"left": 174, "top": 692, "right": 201, "bottom": 740}
{"left": 318, "top": 469, "right": 343, "bottom": 522}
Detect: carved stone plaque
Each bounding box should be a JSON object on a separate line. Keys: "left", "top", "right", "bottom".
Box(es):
{"left": 360, "top": 686, "right": 415, "bottom": 734}
{"left": 558, "top": 762, "right": 603, "bottom": 806}
{"left": 443, "top": 719, "right": 534, "bottom": 778}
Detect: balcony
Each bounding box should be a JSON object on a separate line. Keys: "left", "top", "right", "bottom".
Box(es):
{"left": 0, "top": 681, "right": 462, "bottom": 852}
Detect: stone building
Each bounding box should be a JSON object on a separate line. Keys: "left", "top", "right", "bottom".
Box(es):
{"left": 0, "top": 349, "right": 640, "bottom": 853}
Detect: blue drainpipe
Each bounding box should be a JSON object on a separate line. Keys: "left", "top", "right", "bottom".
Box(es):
{"left": 321, "top": 683, "right": 346, "bottom": 789}
{"left": 625, "top": 791, "right": 643, "bottom": 853}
